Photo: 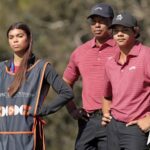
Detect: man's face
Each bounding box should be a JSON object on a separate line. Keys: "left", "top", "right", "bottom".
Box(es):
{"left": 89, "top": 16, "right": 112, "bottom": 40}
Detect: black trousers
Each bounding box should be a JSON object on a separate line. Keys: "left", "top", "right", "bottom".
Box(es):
{"left": 107, "top": 117, "right": 149, "bottom": 150}
{"left": 75, "top": 111, "right": 107, "bottom": 150}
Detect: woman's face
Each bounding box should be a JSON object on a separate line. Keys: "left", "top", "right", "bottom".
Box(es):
{"left": 8, "top": 29, "right": 29, "bottom": 55}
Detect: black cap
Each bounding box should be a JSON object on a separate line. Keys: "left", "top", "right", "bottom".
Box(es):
{"left": 110, "top": 12, "right": 138, "bottom": 28}
{"left": 87, "top": 3, "right": 114, "bottom": 19}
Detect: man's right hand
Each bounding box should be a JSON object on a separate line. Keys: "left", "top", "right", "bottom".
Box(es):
{"left": 70, "top": 108, "right": 89, "bottom": 121}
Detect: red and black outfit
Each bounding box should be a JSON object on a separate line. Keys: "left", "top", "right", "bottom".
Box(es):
{"left": 63, "top": 38, "right": 116, "bottom": 150}
{"left": 103, "top": 42, "right": 150, "bottom": 150}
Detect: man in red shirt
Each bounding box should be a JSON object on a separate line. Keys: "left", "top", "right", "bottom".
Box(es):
{"left": 102, "top": 12, "right": 150, "bottom": 150}
{"left": 63, "top": 3, "right": 116, "bottom": 150}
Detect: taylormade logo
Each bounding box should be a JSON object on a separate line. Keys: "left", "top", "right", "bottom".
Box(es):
{"left": 116, "top": 14, "right": 123, "bottom": 20}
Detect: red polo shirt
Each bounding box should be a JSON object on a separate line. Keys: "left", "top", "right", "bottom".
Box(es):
{"left": 104, "top": 42, "right": 150, "bottom": 122}
{"left": 63, "top": 38, "right": 116, "bottom": 111}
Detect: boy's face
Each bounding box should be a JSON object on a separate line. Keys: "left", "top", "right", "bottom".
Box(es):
{"left": 112, "top": 25, "right": 136, "bottom": 48}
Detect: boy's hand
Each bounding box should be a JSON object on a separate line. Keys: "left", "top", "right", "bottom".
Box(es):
{"left": 126, "top": 114, "right": 150, "bottom": 133}
{"left": 101, "top": 113, "right": 112, "bottom": 126}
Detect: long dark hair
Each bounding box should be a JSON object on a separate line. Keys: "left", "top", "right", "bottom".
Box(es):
{"left": 7, "top": 22, "right": 33, "bottom": 97}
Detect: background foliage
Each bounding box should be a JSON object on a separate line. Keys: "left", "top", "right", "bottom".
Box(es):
{"left": 0, "top": 0, "right": 150, "bottom": 149}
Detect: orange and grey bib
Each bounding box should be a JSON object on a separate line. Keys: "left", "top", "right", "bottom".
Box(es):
{"left": 0, "top": 59, "right": 49, "bottom": 150}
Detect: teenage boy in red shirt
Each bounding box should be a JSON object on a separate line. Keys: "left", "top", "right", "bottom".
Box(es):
{"left": 102, "top": 12, "right": 150, "bottom": 150}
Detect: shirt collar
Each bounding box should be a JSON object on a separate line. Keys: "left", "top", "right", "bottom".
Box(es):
{"left": 114, "top": 41, "right": 142, "bottom": 62}
{"left": 91, "top": 37, "right": 116, "bottom": 48}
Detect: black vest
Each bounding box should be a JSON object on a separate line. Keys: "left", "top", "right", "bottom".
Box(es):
{"left": 0, "top": 59, "right": 49, "bottom": 150}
